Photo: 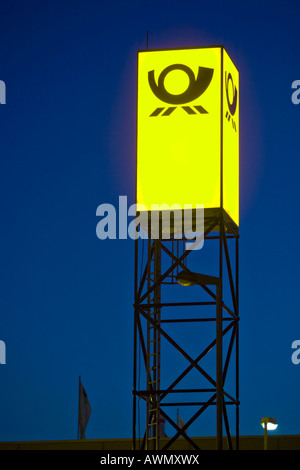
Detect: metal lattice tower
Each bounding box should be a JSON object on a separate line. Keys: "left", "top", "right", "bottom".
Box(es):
{"left": 133, "top": 210, "right": 239, "bottom": 451}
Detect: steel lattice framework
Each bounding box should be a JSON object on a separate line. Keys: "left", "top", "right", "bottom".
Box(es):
{"left": 133, "top": 209, "right": 239, "bottom": 450}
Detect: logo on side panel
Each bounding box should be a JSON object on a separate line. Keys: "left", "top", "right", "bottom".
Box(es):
{"left": 148, "top": 64, "right": 214, "bottom": 116}
{"left": 225, "top": 72, "right": 238, "bottom": 132}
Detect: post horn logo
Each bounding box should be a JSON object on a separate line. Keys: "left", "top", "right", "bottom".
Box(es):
{"left": 148, "top": 64, "right": 214, "bottom": 117}
{"left": 225, "top": 72, "right": 238, "bottom": 132}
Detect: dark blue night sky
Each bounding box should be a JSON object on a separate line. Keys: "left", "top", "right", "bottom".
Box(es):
{"left": 1, "top": 0, "right": 300, "bottom": 442}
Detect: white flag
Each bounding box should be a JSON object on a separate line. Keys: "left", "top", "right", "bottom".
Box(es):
{"left": 177, "top": 409, "right": 188, "bottom": 435}
{"left": 79, "top": 379, "right": 91, "bottom": 439}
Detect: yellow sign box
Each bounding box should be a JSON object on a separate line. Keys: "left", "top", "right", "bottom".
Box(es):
{"left": 136, "top": 46, "right": 239, "bottom": 227}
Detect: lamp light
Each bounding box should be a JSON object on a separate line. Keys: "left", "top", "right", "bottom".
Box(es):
{"left": 261, "top": 417, "right": 278, "bottom": 430}
{"left": 177, "top": 270, "right": 219, "bottom": 287}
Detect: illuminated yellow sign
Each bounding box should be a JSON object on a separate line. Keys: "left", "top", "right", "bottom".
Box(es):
{"left": 136, "top": 46, "right": 239, "bottom": 227}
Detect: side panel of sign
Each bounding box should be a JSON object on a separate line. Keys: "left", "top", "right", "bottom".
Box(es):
{"left": 222, "top": 49, "right": 239, "bottom": 226}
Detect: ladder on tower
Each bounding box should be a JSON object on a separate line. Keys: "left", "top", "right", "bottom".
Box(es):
{"left": 146, "top": 239, "right": 161, "bottom": 450}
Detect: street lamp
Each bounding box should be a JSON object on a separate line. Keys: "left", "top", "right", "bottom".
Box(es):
{"left": 261, "top": 417, "right": 278, "bottom": 450}
{"left": 176, "top": 270, "right": 219, "bottom": 287}
{"left": 177, "top": 269, "right": 223, "bottom": 450}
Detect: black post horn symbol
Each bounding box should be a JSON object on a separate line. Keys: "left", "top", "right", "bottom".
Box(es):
{"left": 225, "top": 72, "right": 237, "bottom": 116}
{"left": 148, "top": 64, "right": 214, "bottom": 116}
{"left": 225, "top": 72, "right": 238, "bottom": 132}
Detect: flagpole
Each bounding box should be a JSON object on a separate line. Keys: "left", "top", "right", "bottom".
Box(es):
{"left": 78, "top": 376, "right": 81, "bottom": 440}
